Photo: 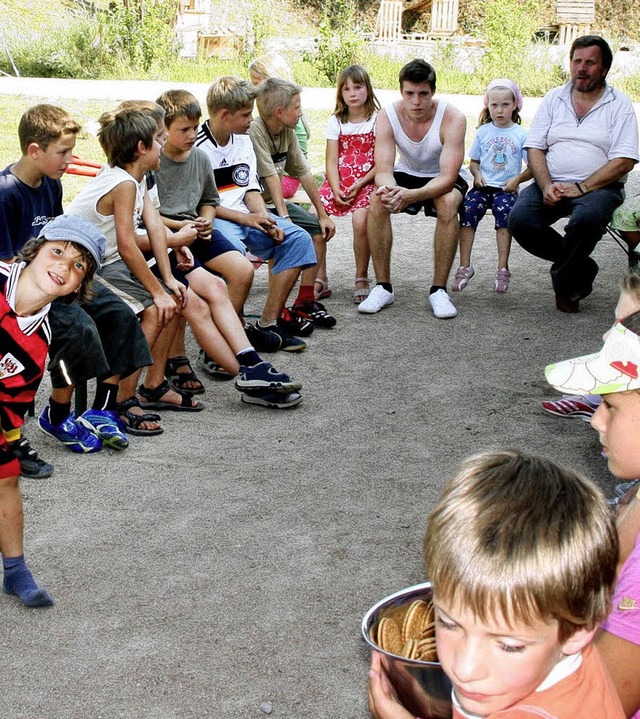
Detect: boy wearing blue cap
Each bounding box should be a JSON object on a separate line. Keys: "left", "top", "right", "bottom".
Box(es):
{"left": 0, "top": 215, "right": 102, "bottom": 607}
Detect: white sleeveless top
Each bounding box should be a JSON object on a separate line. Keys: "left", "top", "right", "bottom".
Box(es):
{"left": 386, "top": 100, "right": 447, "bottom": 177}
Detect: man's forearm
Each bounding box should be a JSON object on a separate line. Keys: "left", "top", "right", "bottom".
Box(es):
{"left": 584, "top": 158, "right": 637, "bottom": 191}
{"left": 527, "top": 148, "right": 552, "bottom": 190}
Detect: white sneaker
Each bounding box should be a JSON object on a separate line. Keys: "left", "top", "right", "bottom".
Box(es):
{"left": 429, "top": 289, "right": 457, "bottom": 319}
{"left": 358, "top": 284, "right": 395, "bottom": 314}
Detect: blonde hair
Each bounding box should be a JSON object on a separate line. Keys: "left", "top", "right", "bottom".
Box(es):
{"left": 97, "top": 108, "right": 157, "bottom": 168}
{"left": 156, "top": 90, "right": 202, "bottom": 127}
{"left": 18, "top": 104, "right": 81, "bottom": 154}
{"left": 249, "top": 52, "right": 292, "bottom": 82}
{"left": 206, "top": 76, "right": 258, "bottom": 116}
{"left": 424, "top": 449, "right": 618, "bottom": 642}
{"left": 256, "top": 77, "right": 302, "bottom": 119}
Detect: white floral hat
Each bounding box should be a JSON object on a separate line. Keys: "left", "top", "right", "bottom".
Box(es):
{"left": 545, "top": 322, "right": 640, "bottom": 395}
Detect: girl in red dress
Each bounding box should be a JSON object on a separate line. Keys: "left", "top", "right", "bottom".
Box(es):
{"left": 319, "top": 65, "right": 380, "bottom": 303}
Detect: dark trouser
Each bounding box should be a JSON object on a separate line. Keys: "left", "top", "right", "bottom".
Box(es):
{"left": 48, "top": 282, "right": 151, "bottom": 389}
{"left": 508, "top": 182, "right": 624, "bottom": 299}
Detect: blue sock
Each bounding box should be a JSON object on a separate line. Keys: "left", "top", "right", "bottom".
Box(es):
{"left": 3, "top": 555, "right": 54, "bottom": 607}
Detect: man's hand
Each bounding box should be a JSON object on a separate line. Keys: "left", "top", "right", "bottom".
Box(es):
{"left": 376, "top": 185, "right": 414, "bottom": 214}
{"left": 555, "top": 182, "right": 583, "bottom": 200}
{"left": 542, "top": 182, "right": 564, "bottom": 206}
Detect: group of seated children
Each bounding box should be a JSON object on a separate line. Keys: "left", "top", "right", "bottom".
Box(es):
{"left": 1, "top": 70, "right": 356, "bottom": 481}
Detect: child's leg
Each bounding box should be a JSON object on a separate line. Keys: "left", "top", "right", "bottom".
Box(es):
{"left": 204, "top": 252, "right": 255, "bottom": 316}
{"left": 496, "top": 228, "right": 512, "bottom": 269}
{"left": 352, "top": 207, "right": 370, "bottom": 283}
{"left": 181, "top": 283, "right": 240, "bottom": 374}
{"left": 0, "top": 452, "right": 53, "bottom": 607}
{"left": 165, "top": 316, "right": 204, "bottom": 393}
{"left": 458, "top": 227, "right": 476, "bottom": 268}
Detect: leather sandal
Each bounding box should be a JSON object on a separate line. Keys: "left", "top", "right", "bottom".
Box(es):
{"left": 314, "top": 277, "right": 332, "bottom": 300}
{"left": 116, "top": 397, "right": 164, "bottom": 436}
{"left": 138, "top": 380, "right": 205, "bottom": 412}
{"left": 165, "top": 355, "right": 205, "bottom": 395}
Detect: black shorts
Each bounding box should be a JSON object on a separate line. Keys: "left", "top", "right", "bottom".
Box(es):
{"left": 393, "top": 171, "right": 468, "bottom": 217}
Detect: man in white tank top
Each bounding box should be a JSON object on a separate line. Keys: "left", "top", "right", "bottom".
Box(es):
{"left": 358, "top": 59, "right": 467, "bottom": 319}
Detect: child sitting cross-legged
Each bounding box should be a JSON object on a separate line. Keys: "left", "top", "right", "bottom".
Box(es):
{"left": 0, "top": 214, "right": 103, "bottom": 606}
{"left": 369, "top": 449, "right": 624, "bottom": 719}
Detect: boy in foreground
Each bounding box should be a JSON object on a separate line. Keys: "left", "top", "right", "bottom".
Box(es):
{"left": 195, "top": 76, "right": 317, "bottom": 349}
{"left": 369, "top": 449, "right": 623, "bottom": 718}
{"left": 250, "top": 77, "right": 337, "bottom": 330}
{"left": 546, "top": 310, "right": 640, "bottom": 717}
{"left": 0, "top": 214, "right": 103, "bottom": 606}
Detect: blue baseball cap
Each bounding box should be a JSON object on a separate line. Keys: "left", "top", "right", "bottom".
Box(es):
{"left": 38, "top": 215, "right": 106, "bottom": 267}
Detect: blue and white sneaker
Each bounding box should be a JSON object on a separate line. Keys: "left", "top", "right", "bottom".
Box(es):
{"left": 240, "top": 388, "right": 303, "bottom": 409}
{"left": 235, "top": 362, "right": 302, "bottom": 393}
{"left": 76, "top": 408, "right": 129, "bottom": 450}
{"left": 38, "top": 406, "right": 102, "bottom": 453}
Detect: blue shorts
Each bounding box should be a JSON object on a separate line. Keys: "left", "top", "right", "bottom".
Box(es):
{"left": 191, "top": 230, "right": 241, "bottom": 265}
{"left": 214, "top": 215, "right": 316, "bottom": 274}
{"left": 461, "top": 187, "right": 517, "bottom": 230}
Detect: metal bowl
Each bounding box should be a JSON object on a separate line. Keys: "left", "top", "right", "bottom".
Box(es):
{"left": 362, "top": 581, "right": 452, "bottom": 719}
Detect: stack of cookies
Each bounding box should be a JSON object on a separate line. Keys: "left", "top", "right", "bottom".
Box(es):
{"left": 370, "top": 598, "right": 437, "bottom": 662}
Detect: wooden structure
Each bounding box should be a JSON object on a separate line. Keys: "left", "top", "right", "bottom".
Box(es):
{"left": 373, "top": 0, "right": 458, "bottom": 42}
{"left": 555, "top": 0, "right": 594, "bottom": 45}
{"left": 176, "top": 0, "right": 244, "bottom": 58}
{"left": 372, "top": 0, "right": 593, "bottom": 46}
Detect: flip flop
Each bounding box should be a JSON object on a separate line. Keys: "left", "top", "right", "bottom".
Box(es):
{"left": 314, "top": 277, "right": 332, "bottom": 300}
{"left": 138, "top": 380, "right": 205, "bottom": 412}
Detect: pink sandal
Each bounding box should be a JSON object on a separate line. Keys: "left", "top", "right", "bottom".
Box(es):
{"left": 314, "top": 277, "right": 332, "bottom": 300}
{"left": 353, "top": 277, "right": 370, "bottom": 304}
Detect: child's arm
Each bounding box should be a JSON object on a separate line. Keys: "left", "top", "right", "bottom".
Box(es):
{"left": 504, "top": 166, "right": 533, "bottom": 194}
{"left": 215, "top": 195, "right": 281, "bottom": 238}
{"left": 469, "top": 159, "right": 485, "bottom": 189}
{"left": 343, "top": 164, "right": 377, "bottom": 202}
{"left": 109, "top": 183, "right": 182, "bottom": 325}
{"left": 368, "top": 652, "right": 416, "bottom": 719}
{"left": 325, "top": 139, "right": 351, "bottom": 208}
{"left": 297, "top": 172, "right": 336, "bottom": 240}
{"left": 141, "top": 193, "right": 189, "bottom": 307}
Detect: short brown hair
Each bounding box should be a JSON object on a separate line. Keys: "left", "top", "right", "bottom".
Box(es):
{"left": 117, "top": 99, "right": 166, "bottom": 125}
{"left": 17, "top": 237, "right": 97, "bottom": 303}
{"left": 156, "top": 90, "right": 202, "bottom": 127}
{"left": 97, "top": 108, "right": 157, "bottom": 168}
{"left": 256, "top": 77, "right": 302, "bottom": 118}
{"left": 206, "top": 76, "right": 258, "bottom": 116}
{"left": 399, "top": 59, "right": 436, "bottom": 92}
{"left": 18, "top": 104, "right": 81, "bottom": 155}
{"left": 424, "top": 449, "right": 618, "bottom": 642}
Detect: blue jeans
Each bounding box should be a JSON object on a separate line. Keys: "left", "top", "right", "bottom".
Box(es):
{"left": 508, "top": 182, "right": 624, "bottom": 298}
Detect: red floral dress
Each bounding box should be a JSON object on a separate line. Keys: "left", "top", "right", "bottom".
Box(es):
{"left": 320, "top": 123, "right": 376, "bottom": 217}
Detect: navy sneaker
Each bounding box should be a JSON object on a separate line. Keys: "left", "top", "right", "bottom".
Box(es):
{"left": 240, "top": 388, "right": 303, "bottom": 409}
{"left": 235, "top": 362, "right": 302, "bottom": 392}
{"left": 11, "top": 437, "right": 54, "bottom": 479}
{"left": 292, "top": 299, "right": 337, "bottom": 329}
{"left": 38, "top": 406, "right": 102, "bottom": 453}
{"left": 258, "top": 322, "right": 307, "bottom": 352}
{"left": 279, "top": 307, "right": 314, "bottom": 337}
{"left": 244, "top": 322, "right": 282, "bottom": 353}
{"left": 77, "top": 408, "right": 129, "bottom": 450}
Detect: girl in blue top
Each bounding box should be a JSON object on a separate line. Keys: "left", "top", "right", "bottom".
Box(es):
{"left": 453, "top": 79, "right": 531, "bottom": 294}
